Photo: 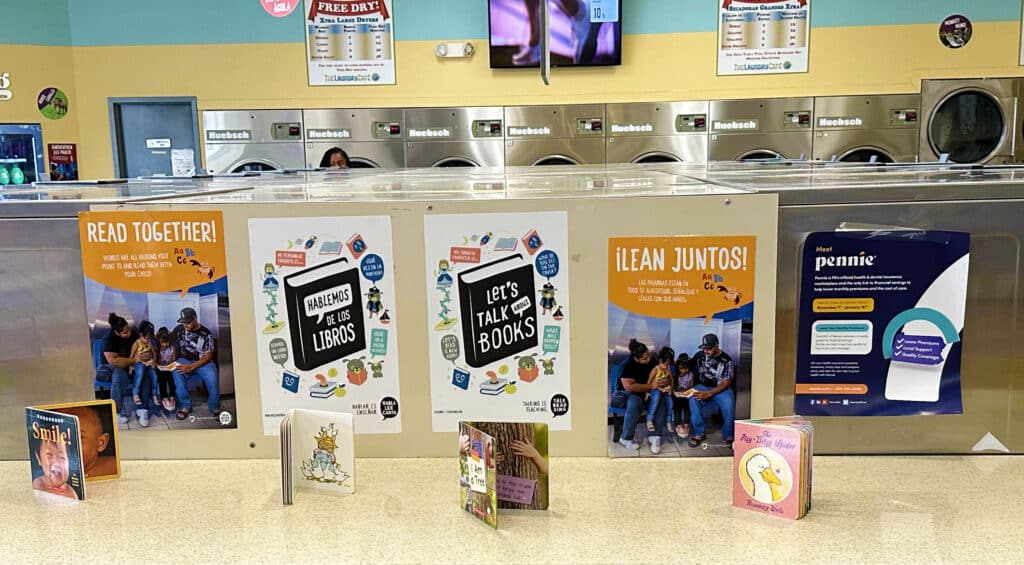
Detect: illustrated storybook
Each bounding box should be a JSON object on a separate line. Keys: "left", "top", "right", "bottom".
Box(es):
{"left": 733, "top": 416, "right": 813, "bottom": 520}
{"left": 281, "top": 409, "right": 355, "bottom": 505}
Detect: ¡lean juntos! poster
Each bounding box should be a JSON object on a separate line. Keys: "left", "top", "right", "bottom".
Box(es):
{"left": 424, "top": 212, "right": 571, "bottom": 432}
{"left": 249, "top": 216, "right": 401, "bottom": 435}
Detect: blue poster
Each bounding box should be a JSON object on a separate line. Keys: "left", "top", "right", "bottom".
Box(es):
{"left": 794, "top": 230, "right": 970, "bottom": 416}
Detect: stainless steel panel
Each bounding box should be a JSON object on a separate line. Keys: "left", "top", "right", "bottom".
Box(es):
{"left": 302, "top": 108, "right": 404, "bottom": 142}
{"left": 0, "top": 218, "right": 94, "bottom": 459}
{"left": 813, "top": 94, "right": 921, "bottom": 130}
{"left": 606, "top": 101, "right": 708, "bottom": 137}
{"left": 204, "top": 141, "right": 306, "bottom": 174}
{"left": 812, "top": 128, "right": 919, "bottom": 162}
{"left": 708, "top": 131, "right": 813, "bottom": 161}
{"left": 306, "top": 140, "right": 404, "bottom": 169}
{"left": 505, "top": 137, "right": 606, "bottom": 166}
{"left": 919, "top": 78, "right": 1019, "bottom": 163}
{"left": 403, "top": 139, "right": 505, "bottom": 167}
{"left": 202, "top": 110, "right": 303, "bottom": 144}
{"left": 504, "top": 104, "right": 607, "bottom": 139}
{"left": 606, "top": 135, "right": 708, "bottom": 163}
{"left": 775, "top": 199, "right": 1024, "bottom": 454}
{"left": 710, "top": 97, "right": 813, "bottom": 133}
{"left": 403, "top": 107, "right": 504, "bottom": 142}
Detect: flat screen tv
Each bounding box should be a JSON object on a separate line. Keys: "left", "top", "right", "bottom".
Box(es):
{"left": 489, "top": 0, "right": 622, "bottom": 68}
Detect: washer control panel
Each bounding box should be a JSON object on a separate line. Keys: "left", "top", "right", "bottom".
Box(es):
{"left": 675, "top": 114, "right": 707, "bottom": 133}
{"left": 472, "top": 119, "right": 503, "bottom": 138}
{"left": 782, "top": 111, "right": 812, "bottom": 129}
{"left": 576, "top": 118, "right": 604, "bottom": 134}
{"left": 271, "top": 122, "right": 303, "bottom": 140}
{"left": 891, "top": 108, "right": 919, "bottom": 126}
{"left": 372, "top": 121, "right": 402, "bottom": 139}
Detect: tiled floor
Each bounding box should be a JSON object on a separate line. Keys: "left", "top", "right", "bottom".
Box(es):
{"left": 119, "top": 397, "right": 237, "bottom": 431}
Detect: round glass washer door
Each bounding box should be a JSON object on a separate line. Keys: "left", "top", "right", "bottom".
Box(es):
{"left": 533, "top": 156, "right": 579, "bottom": 166}
{"left": 433, "top": 157, "right": 478, "bottom": 167}
{"left": 839, "top": 148, "right": 895, "bottom": 163}
{"left": 738, "top": 150, "right": 781, "bottom": 161}
{"left": 929, "top": 90, "right": 1005, "bottom": 163}
{"left": 232, "top": 161, "right": 278, "bottom": 173}
{"left": 634, "top": 153, "right": 681, "bottom": 164}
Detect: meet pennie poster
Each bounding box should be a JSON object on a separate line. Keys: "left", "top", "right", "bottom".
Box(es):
{"left": 249, "top": 216, "right": 401, "bottom": 435}
{"left": 424, "top": 212, "right": 571, "bottom": 432}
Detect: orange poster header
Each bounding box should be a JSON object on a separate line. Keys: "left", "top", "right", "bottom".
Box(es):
{"left": 608, "top": 236, "right": 756, "bottom": 320}
{"left": 78, "top": 211, "right": 226, "bottom": 294}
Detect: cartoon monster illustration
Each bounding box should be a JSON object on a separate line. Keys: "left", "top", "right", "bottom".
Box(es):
{"left": 366, "top": 286, "right": 383, "bottom": 318}
{"left": 344, "top": 356, "right": 368, "bottom": 385}
{"left": 539, "top": 282, "right": 557, "bottom": 315}
{"left": 515, "top": 354, "right": 539, "bottom": 382}
{"left": 368, "top": 359, "right": 384, "bottom": 379}
{"left": 540, "top": 357, "right": 556, "bottom": 376}
{"left": 717, "top": 285, "right": 742, "bottom": 305}
{"left": 189, "top": 259, "right": 215, "bottom": 280}
{"left": 299, "top": 423, "right": 351, "bottom": 487}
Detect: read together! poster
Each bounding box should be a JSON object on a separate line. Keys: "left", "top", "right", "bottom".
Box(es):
{"left": 608, "top": 236, "right": 757, "bottom": 458}
{"left": 79, "top": 211, "right": 236, "bottom": 431}
{"left": 249, "top": 216, "right": 401, "bottom": 435}
{"left": 424, "top": 212, "right": 571, "bottom": 432}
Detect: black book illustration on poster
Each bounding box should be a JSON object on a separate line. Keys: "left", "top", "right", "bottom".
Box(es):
{"left": 458, "top": 254, "right": 538, "bottom": 368}
{"left": 285, "top": 257, "right": 366, "bottom": 371}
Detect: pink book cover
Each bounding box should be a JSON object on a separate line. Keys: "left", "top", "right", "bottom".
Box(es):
{"left": 733, "top": 421, "right": 804, "bottom": 520}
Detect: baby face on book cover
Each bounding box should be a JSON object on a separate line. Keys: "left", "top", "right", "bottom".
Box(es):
{"left": 733, "top": 423, "right": 800, "bottom": 518}
{"left": 423, "top": 212, "right": 572, "bottom": 432}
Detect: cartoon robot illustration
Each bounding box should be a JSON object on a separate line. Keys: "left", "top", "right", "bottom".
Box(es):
{"left": 540, "top": 357, "right": 556, "bottom": 376}
{"left": 539, "top": 282, "right": 557, "bottom": 315}
{"left": 515, "top": 353, "right": 540, "bottom": 382}
{"left": 368, "top": 359, "right": 384, "bottom": 379}
{"left": 435, "top": 259, "right": 457, "bottom": 330}
{"left": 299, "top": 423, "right": 351, "bottom": 487}
{"left": 366, "top": 286, "right": 384, "bottom": 318}
{"left": 344, "top": 356, "right": 368, "bottom": 385}
{"left": 261, "top": 262, "right": 285, "bottom": 334}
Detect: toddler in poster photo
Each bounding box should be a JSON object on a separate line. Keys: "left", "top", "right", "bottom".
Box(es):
{"left": 154, "top": 327, "right": 178, "bottom": 411}
{"left": 646, "top": 346, "right": 676, "bottom": 435}
{"left": 130, "top": 321, "right": 157, "bottom": 406}
{"left": 673, "top": 353, "right": 694, "bottom": 438}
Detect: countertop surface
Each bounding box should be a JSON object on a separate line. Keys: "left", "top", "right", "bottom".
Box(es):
{"left": 2, "top": 455, "right": 1022, "bottom": 564}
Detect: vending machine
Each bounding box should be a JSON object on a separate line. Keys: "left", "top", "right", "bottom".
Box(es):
{"left": 0, "top": 124, "right": 45, "bottom": 185}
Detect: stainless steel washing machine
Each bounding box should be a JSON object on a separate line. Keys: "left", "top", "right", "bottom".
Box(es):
{"left": 605, "top": 101, "right": 708, "bottom": 164}
{"left": 812, "top": 94, "right": 920, "bottom": 163}
{"left": 708, "top": 98, "right": 813, "bottom": 161}
{"left": 504, "top": 104, "right": 606, "bottom": 166}
{"left": 920, "top": 78, "right": 1022, "bottom": 163}
{"left": 202, "top": 110, "right": 305, "bottom": 173}
{"left": 303, "top": 108, "right": 404, "bottom": 169}
{"left": 403, "top": 107, "right": 504, "bottom": 167}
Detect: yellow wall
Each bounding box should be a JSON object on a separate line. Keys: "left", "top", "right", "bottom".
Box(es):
{"left": 66, "top": 21, "right": 1024, "bottom": 178}
{"left": 0, "top": 45, "right": 81, "bottom": 175}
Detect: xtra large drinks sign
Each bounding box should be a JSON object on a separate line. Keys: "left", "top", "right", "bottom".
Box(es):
{"left": 304, "top": 0, "right": 396, "bottom": 86}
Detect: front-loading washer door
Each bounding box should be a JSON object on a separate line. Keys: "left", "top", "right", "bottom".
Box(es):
{"left": 232, "top": 161, "right": 279, "bottom": 173}
{"left": 533, "top": 155, "right": 579, "bottom": 166}
{"left": 738, "top": 150, "right": 781, "bottom": 161}
{"left": 348, "top": 158, "right": 379, "bottom": 168}
{"left": 434, "top": 157, "right": 479, "bottom": 167}
{"left": 633, "top": 152, "right": 681, "bottom": 164}
{"left": 929, "top": 90, "right": 1005, "bottom": 163}
{"left": 839, "top": 148, "right": 895, "bottom": 163}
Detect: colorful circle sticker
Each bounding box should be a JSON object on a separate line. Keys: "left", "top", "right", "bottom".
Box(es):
{"left": 260, "top": 0, "right": 298, "bottom": 17}
{"left": 738, "top": 448, "right": 793, "bottom": 504}
{"left": 37, "top": 87, "right": 69, "bottom": 120}
{"left": 939, "top": 15, "right": 972, "bottom": 49}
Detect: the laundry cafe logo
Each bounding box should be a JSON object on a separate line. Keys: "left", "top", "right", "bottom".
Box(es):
{"left": 0, "top": 72, "right": 12, "bottom": 101}
{"left": 814, "top": 247, "right": 876, "bottom": 271}
{"left": 206, "top": 129, "right": 251, "bottom": 141}
{"left": 508, "top": 126, "right": 552, "bottom": 137}
{"left": 818, "top": 116, "right": 864, "bottom": 128}
{"left": 712, "top": 119, "right": 759, "bottom": 132}
{"left": 307, "top": 128, "right": 352, "bottom": 140}
{"left": 610, "top": 123, "right": 654, "bottom": 134}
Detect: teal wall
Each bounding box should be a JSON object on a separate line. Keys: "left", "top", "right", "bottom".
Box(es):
{"left": 4, "top": 0, "right": 1022, "bottom": 46}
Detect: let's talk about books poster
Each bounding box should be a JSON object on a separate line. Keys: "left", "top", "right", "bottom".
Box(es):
{"left": 424, "top": 212, "right": 571, "bottom": 432}
{"left": 249, "top": 216, "right": 401, "bottom": 436}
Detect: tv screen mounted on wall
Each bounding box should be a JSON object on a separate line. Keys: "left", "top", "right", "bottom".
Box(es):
{"left": 489, "top": 0, "right": 623, "bottom": 68}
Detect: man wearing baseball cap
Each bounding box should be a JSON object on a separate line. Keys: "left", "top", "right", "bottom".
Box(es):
{"left": 687, "top": 333, "right": 736, "bottom": 449}
{"left": 170, "top": 307, "right": 221, "bottom": 421}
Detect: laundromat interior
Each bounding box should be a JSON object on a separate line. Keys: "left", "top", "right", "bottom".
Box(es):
{"left": 3, "top": 2, "right": 1024, "bottom": 563}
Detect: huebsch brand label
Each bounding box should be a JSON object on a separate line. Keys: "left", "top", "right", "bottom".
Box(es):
{"left": 0, "top": 72, "right": 11, "bottom": 101}
{"left": 508, "top": 126, "right": 552, "bottom": 137}
{"left": 307, "top": 128, "right": 352, "bottom": 139}
{"left": 818, "top": 117, "right": 864, "bottom": 128}
{"left": 610, "top": 123, "right": 654, "bottom": 133}
{"left": 408, "top": 128, "right": 452, "bottom": 138}
{"left": 206, "top": 129, "right": 251, "bottom": 141}
{"left": 712, "top": 119, "right": 759, "bottom": 131}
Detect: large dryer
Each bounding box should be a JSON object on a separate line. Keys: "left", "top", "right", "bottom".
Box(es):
{"left": 812, "top": 94, "right": 920, "bottom": 163}
{"left": 920, "top": 78, "right": 1022, "bottom": 164}
{"left": 504, "top": 104, "right": 606, "bottom": 166}
{"left": 303, "top": 108, "right": 404, "bottom": 168}
{"left": 605, "top": 101, "right": 708, "bottom": 164}
{"left": 202, "top": 110, "right": 305, "bottom": 173}
{"left": 403, "top": 107, "right": 505, "bottom": 167}
{"left": 708, "top": 97, "right": 813, "bottom": 161}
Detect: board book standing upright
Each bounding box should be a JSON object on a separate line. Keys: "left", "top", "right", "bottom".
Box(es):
{"left": 733, "top": 416, "right": 813, "bottom": 520}
{"left": 25, "top": 407, "right": 87, "bottom": 501}
{"left": 281, "top": 409, "right": 355, "bottom": 505}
